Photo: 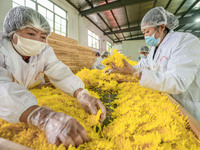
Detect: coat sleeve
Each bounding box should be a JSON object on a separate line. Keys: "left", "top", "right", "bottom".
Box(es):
{"left": 0, "top": 53, "right": 38, "bottom": 123}
{"left": 134, "top": 58, "right": 150, "bottom": 69}
{"left": 44, "top": 47, "right": 84, "bottom": 96}
{"left": 140, "top": 34, "right": 200, "bottom": 94}
{"left": 92, "top": 58, "right": 98, "bottom": 69}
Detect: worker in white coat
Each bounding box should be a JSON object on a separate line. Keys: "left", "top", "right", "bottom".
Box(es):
{"left": 92, "top": 51, "right": 109, "bottom": 70}
{"left": 0, "top": 6, "right": 106, "bottom": 148}
{"left": 105, "top": 7, "right": 200, "bottom": 122}
{"left": 135, "top": 46, "right": 150, "bottom": 69}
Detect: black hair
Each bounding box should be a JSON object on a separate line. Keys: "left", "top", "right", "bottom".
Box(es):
{"left": 96, "top": 52, "right": 100, "bottom": 56}
{"left": 165, "top": 27, "right": 170, "bottom": 33}
{"left": 155, "top": 26, "right": 170, "bottom": 34}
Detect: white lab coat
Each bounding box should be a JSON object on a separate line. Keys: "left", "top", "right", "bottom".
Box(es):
{"left": 92, "top": 56, "right": 105, "bottom": 70}
{"left": 136, "top": 31, "right": 200, "bottom": 121}
{"left": 135, "top": 57, "right": 150, "bottom": 69}
{"left": 0, "top": 32, "right": 3, "bottom": 40}
{"left": 0, "top": 36, "right": 84, "bottom": 123}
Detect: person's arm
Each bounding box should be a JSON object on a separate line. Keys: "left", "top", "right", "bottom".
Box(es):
{"left": 0, "top": 55, "right": 38, "bottom": 123}
{"left": 19, "top": 105, "right": 39, "bottom": 123}
{"left": 97, "top": 62, "right": 105, "bottom": 70}
{"left": 140, "top": 34, "right": 200, "bottom": 94}
{"left": 44, "top": 47, "right": 106, "bottom": 122}
{"left": 92, "top": 58, "right": 98, "bottom": 69}
{"left": 0, "top": 50, "right": 89, "bottom": 147}
{"left": 19, "top": 101, "right": 89, "bottom": 148}
{"left": 105, "top": 59, "right": 141, "bottom": 79}
{"left": 43, "top": 47, "right": 84, "bottom": 96}
{"left": 134, "top": 55, "right": 150, "bottom": 69}
{"left": 24, "top": 106, "right": 88, "bottom": 148}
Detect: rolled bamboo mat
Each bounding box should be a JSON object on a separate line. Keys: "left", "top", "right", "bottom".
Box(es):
{"left": 49, "top": 32, "right": 78, "bottom": 45}
{"left": 48, "top": 32, "right": 96, "bottom": 72}
{"left": 45, "top": 32, "right": 96, "bottom": 82}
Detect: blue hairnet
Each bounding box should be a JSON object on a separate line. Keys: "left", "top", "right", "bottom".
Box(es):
{"left": 138, "top": 46, "right": 149, "bottom": 52}
{"left": 141, "top": 7, "right": 179, "bottom": 30}
{"left": 3, "top": 6, "right": 51, "bottom": 37}
{"left": 101, "top": 51, "right": 109, "bottom": 56}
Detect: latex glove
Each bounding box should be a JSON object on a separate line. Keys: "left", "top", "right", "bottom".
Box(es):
{"left": 105, "top": 60, "right": 142, "bottom": 79}
{"left": 77, "top": 89, "right": 106, "bottom": 123}
{"left": 27, "top": 107, "right": 88, "bottom": 148}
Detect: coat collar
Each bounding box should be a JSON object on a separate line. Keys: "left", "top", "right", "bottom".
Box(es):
{"left": 1, "top": 39, "right": 38, "bottom": 88}
{"left": 150, "top": 31, "right": 174, "bottom": 63}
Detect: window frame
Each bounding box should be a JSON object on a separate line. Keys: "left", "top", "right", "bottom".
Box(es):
{"left": 12, "top": 0, "right": 68, "bottom": 36}
{"left": 88, "top": 29, "right": 100, "bottom": 49}
{"left": 106, "top": 41, "right": 112, "bottom": 51}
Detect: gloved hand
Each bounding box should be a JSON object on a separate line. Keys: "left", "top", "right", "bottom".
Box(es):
{"left": 76, "top": 89, "right": 106, "bottom": 123}
{"left": 104, "top": 60, "right": 142, "bottom": 79}
{"left": 27, "top": 107, "right": 88, "bottom": 148}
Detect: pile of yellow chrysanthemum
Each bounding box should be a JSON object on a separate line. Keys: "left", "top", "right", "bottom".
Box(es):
{"left": 101, "top": 49, "right": 138, "bottom": 68}
{"left": 0, "top": 87, "right": 104, "bottom": 150}
{"left": 76, "top": 50, "right": 138, "bottom": 91}
{"left": 0, "top": 82, "right": 199, "bottom": 149}
{"left": 0, "top": 50, "right": 200, "bottom": 150}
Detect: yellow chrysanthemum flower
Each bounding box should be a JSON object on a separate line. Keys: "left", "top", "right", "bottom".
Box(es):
{"left": 102, "top": 49, "right": 138, "bottom": 68}
{"left": 0, "top": 57, "right": 200, "bottom": 149}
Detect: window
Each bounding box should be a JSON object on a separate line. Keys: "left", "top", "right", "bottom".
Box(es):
{"left": 106, "top": 41, "right": 112, "bottom": 51}
{"left": 12, "top": 0, "right": 68, "bottom": 36}
{"left": 88, "top": 30, "right": 100, "bottom": 49}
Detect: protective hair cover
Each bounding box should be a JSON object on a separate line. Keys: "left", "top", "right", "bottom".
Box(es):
{"left": 141, "top": 7, "right": 179, "bottom": 30}
{"left": 101, "top": 51, "right": 109, "bottom": 56}
{"left": 3, "top": 6, "right": 51, "bottom": 37}
{"left": 138, "top": 46, "right": 149, "bottom": 52}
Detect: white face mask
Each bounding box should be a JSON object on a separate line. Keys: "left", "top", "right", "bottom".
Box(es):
{"left": 13, "top": 34, "right": 47, "bottom": 56}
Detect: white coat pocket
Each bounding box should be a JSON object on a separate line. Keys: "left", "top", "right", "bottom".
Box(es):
{"left": 28, "top": 71, "right": 44, "bottom": 89}
{"left": 159, "top": 56, "right": 169, "bottom": 72}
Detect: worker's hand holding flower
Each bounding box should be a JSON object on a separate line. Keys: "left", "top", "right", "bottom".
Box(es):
{"left": 105, "top": 59, "right": 142, "bottom": 79}
{"left": 76, "top": 89, "right": 106, "bottom": 123}
{"left": 27, "top": 107, "right": 88, "bottom": 148}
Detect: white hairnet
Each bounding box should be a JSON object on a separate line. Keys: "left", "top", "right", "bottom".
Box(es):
{"left": 101, "top": 51, "right": 109, "bottom": 56}
{"left": 3, "top": 6, "right": 51, "bottom": 37}
{"left": 138, "top": 46, "right": 149, "bottom": 52}
{"left": 141, "top": 7, "right": 179, "bottom": 30}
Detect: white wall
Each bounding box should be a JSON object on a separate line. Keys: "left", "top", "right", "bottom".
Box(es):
{"left": 122, "top": 40, "right": 147, "bottom": 61}
{"left": 112, "top": 44, "right": 122, "bottom": 51}
{"left": 0, "top": 0, "right": 12, "bottom": 32}
{"left": 78, "top": 16, "right": 113, "bottom": 54}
